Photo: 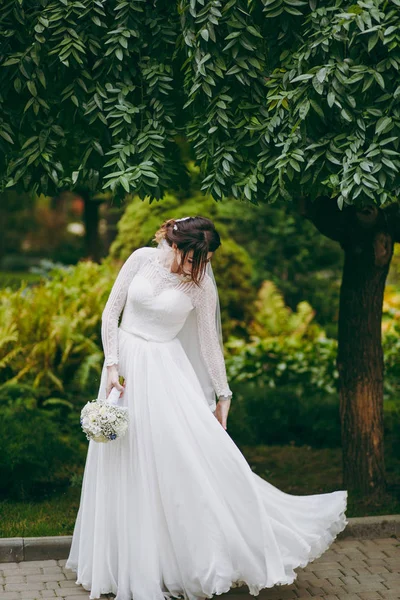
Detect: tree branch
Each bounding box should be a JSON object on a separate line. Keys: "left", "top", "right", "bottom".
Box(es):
{"left": 295, "top": 195, "right": 347, "bottom": 243}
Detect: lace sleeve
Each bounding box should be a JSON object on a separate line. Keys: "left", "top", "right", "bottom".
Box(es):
{"left": 101, "top": 247, "right": 147, "bottom": 367}
{"left": 195, "top": 275, "right": 232, "bottom": 401}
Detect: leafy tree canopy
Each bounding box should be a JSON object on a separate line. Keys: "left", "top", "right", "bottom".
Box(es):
{"left": 1, "top": 0, "right": 400, "bottom": 214}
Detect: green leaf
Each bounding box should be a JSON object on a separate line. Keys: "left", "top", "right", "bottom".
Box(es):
{"left": 0, "top": 130, "right": 14, "bottom": 144}
{"left": 373, "top": 71, "right": 385, "bottom": 89}
{"left": 93, "top": 141, "right": 104, "bottom": 155}
{"left": 247, "top": 25, "right": 263, "bottom": 38}
{"left": 368, "top": 33, "right": 379, "bottom": 52}
{"left": 316, "top": 67, "right": 327, "bottom": 83}
{"left": 310, "top": 99, "right": 324, "bottom": 118}
{"left": 289, "top": 158, "right": 300, "bottom": 172}
{"left": 224, "top": 31, "right": 241, "bottom": 41}
{"left": 14, "top": 78, "right": 22, "bottom": 93}
{"left": 2, "top": 58, "right": 20, "bottom": 66}
{"left": 27, "top": 81, "right": 37, "bottom": 96}
{"left": 21, "top": 136, "right": 37, "bottom": 149}
{"left": 299, "top": 100, "right": 310, "bottom": 119}
{"left": 141, "top": 170, "right": 158, "bottom": 179}
{"left": 291, "top": 73, "right": 313, "bottom": 83}
{"left": 120, "top": 176, "right": 130, "bottom": 192}
{"left": 37, "top": 69, "right": 46, "bottom": 89}
{"left": 375, "top": 116, "right": 392, "bottom": 135}
{"left": 326, "top": 151, "right": 341, "bottom": 165}
{"left": 382, "top": 157, "right": 397, "bottom": 170}
{"left": 341, "top": 109, "right": 352, "bottom": 122}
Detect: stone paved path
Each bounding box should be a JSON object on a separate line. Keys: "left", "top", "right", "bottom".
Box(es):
{"left": 0, "top": 537, "right": 399, "bottom": 600}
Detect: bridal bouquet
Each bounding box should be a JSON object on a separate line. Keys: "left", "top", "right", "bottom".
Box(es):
{"left": 80, "top": 387, "right": 129, "bottom": 443}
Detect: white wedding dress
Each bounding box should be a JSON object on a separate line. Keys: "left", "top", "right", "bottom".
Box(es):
{"left": 65, "top": 245, "right": 348, "bottom": 600}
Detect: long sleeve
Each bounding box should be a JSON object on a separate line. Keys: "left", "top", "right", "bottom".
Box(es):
{"left": 195, "top": 276, "right": 232, "bottom": 401}
{"left": 101, "top": 247, "right": 147, "bottom": 367}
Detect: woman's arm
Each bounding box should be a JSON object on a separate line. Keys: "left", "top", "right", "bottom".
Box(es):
{"left": 101, "top": 247, "right": 147, "bottom": 367}
{"left": 195, "top": 275, "right": 232, "bottom": 402}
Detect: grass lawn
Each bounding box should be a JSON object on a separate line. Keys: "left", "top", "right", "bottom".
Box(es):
{"left": 239, "top": 441, "right": 400, "bottom": 520}
{"left": 0, "top": 442, "right": 399, "bottom": 538}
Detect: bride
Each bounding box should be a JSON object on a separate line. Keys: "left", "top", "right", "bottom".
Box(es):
{"left": 65, "top": 215, "right": 348, "bottom": 600}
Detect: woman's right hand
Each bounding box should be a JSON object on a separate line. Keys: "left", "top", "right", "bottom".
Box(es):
{"left": 106, "top": 364, "right": 125, "bottom": 399}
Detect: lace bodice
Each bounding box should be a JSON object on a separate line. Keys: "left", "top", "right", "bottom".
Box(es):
{"left": 101, "top": 246, "right": 232, "bottom": 401}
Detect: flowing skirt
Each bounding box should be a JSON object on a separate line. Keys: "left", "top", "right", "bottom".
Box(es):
{"left": 65, "top": 327, "right": 348, "bottom": 600}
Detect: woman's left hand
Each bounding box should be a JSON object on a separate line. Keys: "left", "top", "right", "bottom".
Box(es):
{"left": 214, "top": 397, "right": 231, "bottom": 431}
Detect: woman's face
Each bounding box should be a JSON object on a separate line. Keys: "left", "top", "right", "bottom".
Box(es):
{"left": 172, "top": 244, "right": 213, "bottom": 275}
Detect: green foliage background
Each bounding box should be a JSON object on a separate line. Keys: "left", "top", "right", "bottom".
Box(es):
{"left": 0, "top": 242, "right": 398, "bottom": 500}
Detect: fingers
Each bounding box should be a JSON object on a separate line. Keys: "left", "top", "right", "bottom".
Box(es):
{"left": 106, "top": 378, "right": 125, "bottom": 398}
{"left": 214, "top": 406, "right": 228, "bottom": 431}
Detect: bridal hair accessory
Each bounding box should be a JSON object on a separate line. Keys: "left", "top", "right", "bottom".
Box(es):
{"left": 173, "top": 216, "right": 191, "bottom": 230}
{"left": 80, "top": 387, "right": 129, "bottom": 443}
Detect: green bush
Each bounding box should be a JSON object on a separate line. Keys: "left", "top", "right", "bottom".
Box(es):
{"left": 225, "top": 280, "right": 400, "bottom": 448}
{"left": 0, "top": 403, "right": 82, "bottom": 501}
{"left": 228, "top": 384, "right": 341, "bottom": 448}
{"left": 0, "top": 260, "right": 112, "bottom": 402}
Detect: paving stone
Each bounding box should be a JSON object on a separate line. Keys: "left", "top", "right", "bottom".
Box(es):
{"left": 4, "top": 575, "right": 26, "bottom": 583}
{"left": 0, "top": 564, "right": 19, "bottom": 573}
{"left": 366, "top": 566, "right": 391, "bottom": 574}
{"left": 26, "top": 574, "right": 65, "bottom": 583}
{"left": 15, "top": 566, "right": 42, "bottom": 575}
{"left": 63, "top": 596, "right": 93, "bottom": 600}
{"left": 58, "top": 579, "right": 84, "bottom": 588}
{"left": 45, "top": 582, "right": 64, "bottom": 590}
{"left": 42, "top": 567, "right": 64, "bottom": 574}
{"left": 5, "top": 582, "right": 43, "bottom": 591}
{"left": 20, "top": 592, "right": 42, "bottom": 599}
{"left": 21, "top": 560, "right": 58, "bottom": 568}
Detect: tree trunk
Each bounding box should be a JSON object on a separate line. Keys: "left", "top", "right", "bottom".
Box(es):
{"left": 298, "top": 198, "right": 399, "bottom": 496}
{"left": 82, "top": 191, "right": 101, "bottom": 263}
{"left": 337, "top": 225, "right": 393, "bottom": 494}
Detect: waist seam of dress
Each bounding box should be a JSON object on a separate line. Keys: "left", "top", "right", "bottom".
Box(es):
{"left": 119, "top": 325, "right": 172, "bottom": 343}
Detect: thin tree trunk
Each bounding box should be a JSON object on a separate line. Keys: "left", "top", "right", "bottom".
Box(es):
{"left": 337, "top": 229, "right": 393, "bottom": 493}
{"left": 81, "top": 191, "right": 101, "bottom": 263}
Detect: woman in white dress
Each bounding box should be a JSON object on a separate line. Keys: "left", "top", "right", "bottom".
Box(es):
{"left": 65, "top": 216, "right": 348, "bottom": 600}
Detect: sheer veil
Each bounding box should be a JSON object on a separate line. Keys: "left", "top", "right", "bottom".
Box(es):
{"left": 156, "top": 237, "right": 223, "bottom": 413}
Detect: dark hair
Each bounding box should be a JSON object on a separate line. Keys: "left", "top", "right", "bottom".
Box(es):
{"left": 154, "top": 216, "right": 221, "bottom": 285}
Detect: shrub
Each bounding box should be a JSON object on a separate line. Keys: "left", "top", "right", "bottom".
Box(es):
{"left": 225, "top": 279, "right": 400, "bottom": 448}
{"left": 0, "top": 403, "right": 82, "bottom": 500}
{"left": 0, "top": 260, "right": 111, "bottom": 402}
